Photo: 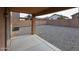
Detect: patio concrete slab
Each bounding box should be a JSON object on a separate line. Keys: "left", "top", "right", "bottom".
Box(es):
{"left": 8, "top": 34, "right": 60, "bottom": 51}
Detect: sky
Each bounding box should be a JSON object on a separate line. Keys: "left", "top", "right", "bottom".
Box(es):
{"left": 20, "top": 8, "right": 79, "bottom": 19}
{"left": 20, "top": 13, "right": 29, "bottom": 18}
{"left": 36, "top": 8, "right": 79, "bottom": 19}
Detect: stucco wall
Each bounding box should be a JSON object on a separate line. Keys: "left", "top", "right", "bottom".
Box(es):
{"left": 0, "top": 8, "right": 5, "bottom": 51}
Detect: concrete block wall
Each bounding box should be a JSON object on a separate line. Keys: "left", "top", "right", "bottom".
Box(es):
{"left": 47, "top": 19, "right": 79, "bottom": 28}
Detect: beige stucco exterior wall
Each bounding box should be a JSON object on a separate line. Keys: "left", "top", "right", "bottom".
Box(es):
{"left": 0, "top": 8, "right": 6, "bottom": 51}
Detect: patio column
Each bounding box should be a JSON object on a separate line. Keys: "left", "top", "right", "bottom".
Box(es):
{"left": 31, "top": 16, "right": 36, "bottom": 35}
{"left": 4, "top": 8, "right": 11, "bottom": 51}
{"left": 0, "top": 7, "right": 10, "bottom": 51}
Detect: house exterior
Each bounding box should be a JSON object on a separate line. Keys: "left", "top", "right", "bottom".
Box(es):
{"left": 72, "top": 13, "right": 79, "bottom": 20}
{"left": 47, "top": 13, "right": 79, "bottom": 27}
{"left": 49, "top": 14, "right": 60, "bottom": 20}
{"left": 70, "top": 13, "right": 79, "bottom": 27}
{"left": 48, "top": 14, "right": 69, "bottom": 20}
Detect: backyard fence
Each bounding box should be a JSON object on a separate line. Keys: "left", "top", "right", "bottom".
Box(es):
{"left": 47, "top": 19, "right": 79, "bottom": 28}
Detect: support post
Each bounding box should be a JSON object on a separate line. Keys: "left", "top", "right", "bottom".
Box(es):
{"left": 4, "top": 8, "right": 10, "bottom": 51}
{"left": 31, "top": 17, "right": 35, "bottom": 35}
{"left": 0, "top": 8, "right": 10, "bottom": 51}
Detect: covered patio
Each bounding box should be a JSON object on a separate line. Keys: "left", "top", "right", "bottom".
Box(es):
{"left": 0, "top": 7, "right": 75, "bottom": 51}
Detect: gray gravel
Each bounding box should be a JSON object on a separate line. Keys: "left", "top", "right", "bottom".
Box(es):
{"left": 36, "top": 25, "right": 79, "bottom": 51}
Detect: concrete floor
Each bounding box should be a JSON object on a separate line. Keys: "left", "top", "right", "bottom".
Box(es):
{"left": 36, "top": 25, "right": 79, "bottom": 51}
{"left": 8, "top": 34, "right": 60, "bottom": 51}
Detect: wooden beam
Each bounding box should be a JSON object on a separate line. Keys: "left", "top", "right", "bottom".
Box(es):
{"left": 34, "top": 7, "right": 74, "bottom": 16}
{"left": 9, "top": 7, "right": 74, "bottom": 16}
{"left": 9, "top": 7, "right": 49, "bottom": 15}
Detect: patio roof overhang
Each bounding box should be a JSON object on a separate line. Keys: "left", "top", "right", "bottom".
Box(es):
{"left": 9, "top": 7, "right": 74, "bottom": 16}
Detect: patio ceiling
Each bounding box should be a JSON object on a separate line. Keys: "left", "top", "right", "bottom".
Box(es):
{"left": 9, "top": 7, "right": 74, "bottom": 16}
